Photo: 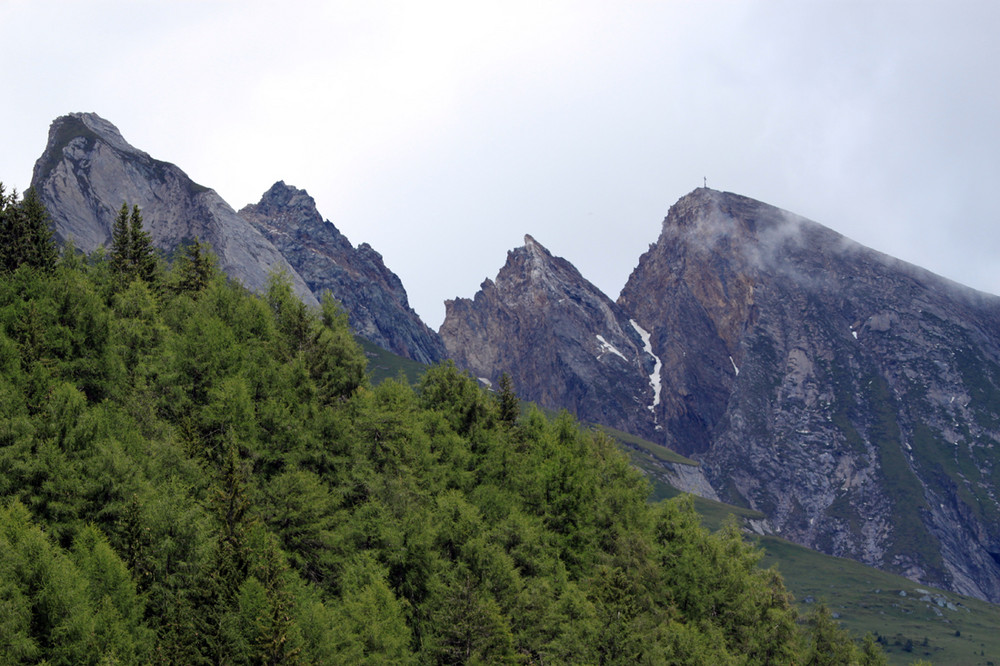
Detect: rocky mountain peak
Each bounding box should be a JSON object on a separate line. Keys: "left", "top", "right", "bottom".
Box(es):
{"left": 252, "top": 181, "right": 327, "bottom": 231}
{"left": 239, "top": 183, "right": 446, "bottom": 364}
{"left": 522, "top": 232, "right": 544, "bottom": 256}
{"left": 441, "top": 235, "right": 660, "bottom": 440}
{"left": 618, "top": 189, "right": 1000, "bottom": 601}
{"left": 35, "top": 113, "right": 146, "bottom": 170}
{"left": 241, "top": 181, "right": 353, "bottom": 255}
{"left": 31, "top": 112, "right": 316, "bottom": 304}
{"left": 444, "top": 188, "right": 1000, "bottom": 602}
{"left": 487, "top": 235, "right": 597, "bottom": 311}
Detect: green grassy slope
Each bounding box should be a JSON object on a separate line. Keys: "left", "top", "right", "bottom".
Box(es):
{"left": 758, "top": 535, "right": 1000, "bottom": 666}
{"left": 355, "top": 335, "right": 429, "bottom": 385}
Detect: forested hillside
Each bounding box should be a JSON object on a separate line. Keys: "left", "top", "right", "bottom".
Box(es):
{"left": 0, "top": 187, "right": 885, "bottom": 663}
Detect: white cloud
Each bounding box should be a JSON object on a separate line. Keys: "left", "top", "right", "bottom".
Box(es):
{"left": 4, "top": 1, "right": 1000, "bottom": 326}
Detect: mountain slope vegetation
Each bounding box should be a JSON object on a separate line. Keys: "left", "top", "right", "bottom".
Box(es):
{"left": 0, "top": 189, "right": 885, "bottom": 663}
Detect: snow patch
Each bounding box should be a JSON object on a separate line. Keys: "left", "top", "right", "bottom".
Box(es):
{"left": 851, "top": 330, "right": 858, "bottom": 340}
{"left": 595, "top": 335, "right": 628, "bottom": 362}
{"left": 477, "top": 377, "right": 492, "bottom": 389}
{"left": 630, "top": 320, "right": 663, "bottom": 414}
{"left": 729, "top": 356, "right": 740, "bottom": 376}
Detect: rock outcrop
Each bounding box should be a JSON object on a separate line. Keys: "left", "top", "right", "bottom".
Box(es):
{"left": 239, "top": 182, "right": 446, "bottom": 364}
{"left": 31, "top": 113, "right": 317, "bottom": 304}
{"left": 30, "top": 113, "right": 447, "bottom": 365}
{"left": 440, "top": 234, "right": 661, "bottom": 442}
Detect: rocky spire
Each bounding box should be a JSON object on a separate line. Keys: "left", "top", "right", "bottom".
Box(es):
{"left": 440, "top": 234, "right": 658, "bottom": 439}
{"left": 239, "top": 181, "right": 446, "bottom": 364}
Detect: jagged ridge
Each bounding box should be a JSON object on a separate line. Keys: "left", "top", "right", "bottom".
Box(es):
{"left": 239, "top": 182, "right": 446, "bottom": 364}
{"left": 441, "top": 234, "right": 676, "bottom": 461}
{"left": 30, "top": 113, "right": 444, "bottom": 364}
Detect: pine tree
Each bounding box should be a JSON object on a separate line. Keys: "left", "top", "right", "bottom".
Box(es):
{"left": 173, "top": 238, "right": 217, "bottom": 295}
{"left": 497, "top": 372, "right": 520, "bottom": 426}
{"left": 0, "top": 184, "right": 26, "bottom": 273}
{"left": 17, "top": 189, "right": 57, "bottom": 272}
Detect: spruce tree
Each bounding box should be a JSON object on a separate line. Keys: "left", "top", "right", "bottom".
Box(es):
{"left": 109, "top": 201, "right": 157, "bottom": 286}
{"left": 173, "top": 238, "right": 216, "bottom": 295}
{"left": 0, "top": 183, "right": 24, "bottom": 273}
{"left": 110, "top": 202, "right": 131, "bottom": 277}
{"left": 128, "top": 205, "right": 157, "bottom": 283}
{"left": 17, "top": 189, "right": 57, "bottom": 272}
{"left": 497, "top": 372, "right": 520, "bottom": 426}
{"left": 0, "top": 184, "right": 57, "bottom": 273}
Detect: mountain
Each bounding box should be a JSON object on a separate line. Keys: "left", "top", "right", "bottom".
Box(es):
{"left": 239, "top": 182, "right": 446, "bottom": 364}
{"left": 619, "top": 188, "right": 1000, "bottom": 602}
{"left": 444, "top": 188, "right": 1000, "bottom": 604}
{"left": 439, "top": 235, "right": 718, "bottom": 498}
{"left": 440, "top": 234, "right": 656, "bottom": 435}
{"left": 30, "top": 112, "right": 317, "bottom": 305}
{"left": 30, "top": 113, "right": 441, "bottom": 364}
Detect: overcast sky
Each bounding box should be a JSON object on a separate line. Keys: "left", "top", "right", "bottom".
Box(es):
{"left": 3, "top": 1, "right": 999, "bottom": 328}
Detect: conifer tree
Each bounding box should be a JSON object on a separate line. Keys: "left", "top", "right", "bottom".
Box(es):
{"left": 110, "top": 202, "right": 131, "bottom": 277}
{"left": 0, "top": 184, "right": 57, "bottom": 273}
{"left": 497, "top": 372, "right": 520, "bottom": 426}
{"left": 128, "top": 205, "right": 157, "bottom": 283}
{"left": 173, "top": 238, "right": 217, "bottom": 295}
{"left": 110, "top": 202, "right": 157, "bottom": 285}
{"left": 17, "top": 189, "right": 58, "bottom": 272}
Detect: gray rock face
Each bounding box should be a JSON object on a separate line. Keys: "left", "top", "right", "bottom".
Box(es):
{"left": 31, "top": 113, "right": 316, "bottom": 305}
{"left": 442, "top": 188, "right": 1000, "bottom": 603}
{"left": 618, "top": 188, "right": 1000, "bottom": 602}
{"left": 239, "top": 182, "right": 446, "bottom": 364}
{"left": 440, "top": 234, "right": 661, "bottom": 440}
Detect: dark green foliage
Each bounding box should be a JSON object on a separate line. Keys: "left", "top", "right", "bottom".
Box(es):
{"left": 110, "top": 202, "right": 157, "bottom": 286}
{"left": 0, "top": 231, "right": 881, "bottom": 664}
{"left": 0, "top": 501, "right": 151, "bottom": 664}
{"left": 0, "top": 185, "right": 57, "bottom": 274}
{"left": 497, "top": 371, "right": 519, "bottom": 426}
{"left": 171, "top": 237, "right": 217, "bottom": 296}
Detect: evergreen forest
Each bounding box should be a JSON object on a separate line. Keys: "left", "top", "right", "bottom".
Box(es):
{"left": 0, "top": 187, "right": 889, "bottom": 663}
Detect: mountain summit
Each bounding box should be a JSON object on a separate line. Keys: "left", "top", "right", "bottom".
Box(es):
{"left": 31, "top": 112, "right": 316, "bottom": 304}
{"left": 444, "top": 188, "right": 1000, "bottom": 603}
{"left": 440, "top": 234, "right": 658, "bottom": 440}
{"left": 239, "top": 181, "right": 446, "bottom": 364}
{"left": 617, "top": 188, "right": 1000, "bottom": 601}
{"left": 29, "top": 113, "right": 443, "bottom": 363}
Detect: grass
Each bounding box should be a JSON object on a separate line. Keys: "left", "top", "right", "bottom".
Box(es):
{"left": 356, "top": 336, "right": 429, "bottom": 385}
{"left": 758, "top": 535, "right": 1000, "bottom": 666}
{"left": 597, "top": 424, "right": 698, "bottom": 466}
